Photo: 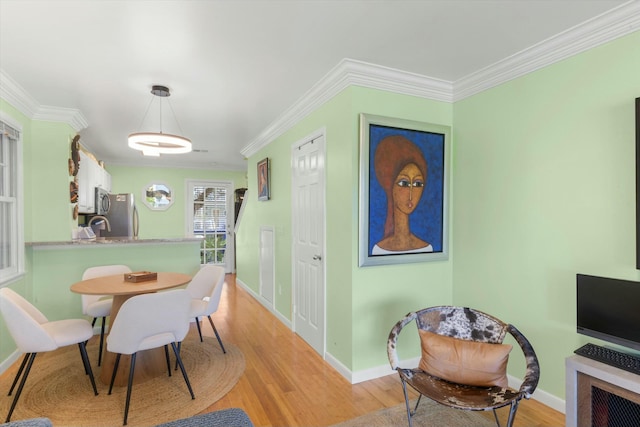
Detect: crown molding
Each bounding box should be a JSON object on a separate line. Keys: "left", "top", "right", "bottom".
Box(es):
{"left": 0, "top": 70, "right": 40, "bottom": 118}
{"left": 3, "top": 2, "right": 638, "bottom": 157}
{"left": 240, "top": 58, "right": 453, "bottom": 158}
{"left": 454, "top": 1, "right": 640, "bottom": 101}
{"left": 33, "top": 105, "right": 88, "bottom": 131}
{"left": 242, "top": 1, "right": 640, "bottom": 157}
{"left": 0, "top": 69, "right": 88, "bottom": 131}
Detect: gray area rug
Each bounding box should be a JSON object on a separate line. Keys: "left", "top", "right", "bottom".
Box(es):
{"left": 331, "top": 399, "right": 495, "bottom": 427}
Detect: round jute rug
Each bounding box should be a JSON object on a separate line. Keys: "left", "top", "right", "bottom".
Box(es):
{"left": 1, "top": 335, "right": 245, "bottom": 427}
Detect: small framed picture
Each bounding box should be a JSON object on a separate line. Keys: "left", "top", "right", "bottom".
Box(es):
{"left": 257, "top": 157, "right": 270, "bottom": 201}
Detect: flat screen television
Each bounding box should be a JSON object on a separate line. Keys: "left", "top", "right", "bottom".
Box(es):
{"left": 577, "top": 274, "right": 640, "bottom": 352}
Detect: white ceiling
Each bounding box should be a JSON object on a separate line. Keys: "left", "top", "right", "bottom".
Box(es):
{"left": 0, "top": 0, "right": 635, "bottom": 171}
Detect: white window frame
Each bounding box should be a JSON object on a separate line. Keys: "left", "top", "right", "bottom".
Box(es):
{"left": 185, "top": 179, "right": 234, "bottom": 272}
{"left": 0, "top": 112, "right": 24, "bottom": 286}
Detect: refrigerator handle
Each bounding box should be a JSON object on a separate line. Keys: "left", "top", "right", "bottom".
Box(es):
{"left": 133, "top": 204, "right": 139, "bottom": 238}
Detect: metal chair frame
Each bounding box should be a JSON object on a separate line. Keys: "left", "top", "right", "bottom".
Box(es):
{"left": 387, "top": 306, "right": 540, "bottom": 427}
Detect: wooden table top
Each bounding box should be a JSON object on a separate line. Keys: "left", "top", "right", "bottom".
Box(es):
{"left": 70, "top": 271, "right": 192, "bottom": 296}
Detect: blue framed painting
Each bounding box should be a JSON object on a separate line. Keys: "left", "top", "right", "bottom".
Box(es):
{"left": 358, "top": 113, "right": 450, "bottom": 267}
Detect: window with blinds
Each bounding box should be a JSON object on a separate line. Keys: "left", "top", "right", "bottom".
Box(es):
{"left": 0, "top": 118, "right": 24, "bottom": 285}
{"left": 191, "top": 183, "right": 228, "bottom": 265}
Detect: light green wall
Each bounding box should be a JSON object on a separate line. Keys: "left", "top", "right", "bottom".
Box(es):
{"left": 106, "top": 165, "right": 247, "bottom": 239}
{"left": 236, "top": 30, "right": 640, "bottom": 397}
{"left": 0, "top": 100, "right": 32, "bottom": 362}
{"left": 0, "top": 100, "right": 246, "bottom": 363}
{"left": 0, "top": 103, "right": 82, "bottom": 361}
{"left": 452, "top": 31, "right": 640, "bottom": 398}
{"left": 28, "top": 243, "right": 201, "bottom": 321}
{"left": 3, "top": 28, "right": 639, "bottom": 402}
{"left": 29, "top": 121, "right": 78, "bottom": 241}
{"left": 236, "top": 87, "right": 454, "bottom": 371}
{"left": 349, "top": 87, "right": 454, "bottom": 371}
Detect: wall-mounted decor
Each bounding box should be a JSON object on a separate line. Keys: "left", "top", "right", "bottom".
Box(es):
{"left": 143, "top": 182, "right": 174, "bottom": 210}
{"left": 70, "top": 135, "right": 80, "bottom": 219}
{"left": 70, "top": 135, "right": 80, "bottom": 177}
{"left": 257, "top": 158, "right": 270, "bottom": 201}
{"left": 69, "top": 180, "right": 78, "bottom": 203}
{"left": 358, "top": 113, "right": 450, "bottom": 267}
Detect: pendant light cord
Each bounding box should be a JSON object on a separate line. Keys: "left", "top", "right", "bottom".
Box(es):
{"left": 135, "top": 96, "right": 156, "bottom": 134}
{"left": 166, "top": 99, "right": 186, "bottom": 136}
{"left": 134, "top": 94, "right": 185, "bottom": 136}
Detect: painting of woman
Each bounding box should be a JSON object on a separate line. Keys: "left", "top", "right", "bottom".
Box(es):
{"left": 371, "top": 135, "right": 432, "bottom": 255}
{"left": 359, "top": 114, "right": 448, "bottom": 266}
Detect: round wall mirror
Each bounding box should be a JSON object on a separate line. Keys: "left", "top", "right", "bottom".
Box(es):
{"left": 143, "top": 182, "right": 174, "bottom": 210}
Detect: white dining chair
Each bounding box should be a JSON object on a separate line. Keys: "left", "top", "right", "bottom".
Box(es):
{"left": 0, "top": 287, "right": 98, "bottom": 423}
{"left": 81, "top": 264, "right": 132, "bottom": 366}
{"left": 106, "top": 289, "right": 195, "bottom": 426}
{"left": 185, "top": 265, "right": 227, "bottom": 353}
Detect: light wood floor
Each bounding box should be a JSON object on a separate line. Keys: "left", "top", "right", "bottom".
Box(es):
{"left": 0, "top": 274, "right": 565, "bottom": 426}
{"left": 201, "top": 274, "right": 565, "bottom": 426}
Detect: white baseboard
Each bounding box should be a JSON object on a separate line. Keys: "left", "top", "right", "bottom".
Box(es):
{"left": 527, "top": 383, "right": 566, "bottom": 414}
{"left": 0, "top": 350, "right": 21, "bottom": 375}
{"left": 505, "top": 373, "right": 565, "bottom": 413}
{"left": 236, "top": 279, "right": 567, "bottom": 414}
{"left": 324, "top": 353, "right": 565, "bottom": 414}
{"left": 324, "top": 351, "right": 354, "bottom": 381}
{"left": 235, "top": 278, "right": 291, "bottom": 329}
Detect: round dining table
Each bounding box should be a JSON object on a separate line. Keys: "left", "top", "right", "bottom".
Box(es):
{"left": 70, "top": 271, "right": 192, "bottom": 386}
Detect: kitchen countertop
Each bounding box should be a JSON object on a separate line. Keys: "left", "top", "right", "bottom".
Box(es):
{"left": 27, "top": 237, "right": 202, "bottom": 249}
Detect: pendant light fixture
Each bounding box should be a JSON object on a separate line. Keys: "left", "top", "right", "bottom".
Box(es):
{"left": 128, "top": 85, "right": 192, "bottom": 156}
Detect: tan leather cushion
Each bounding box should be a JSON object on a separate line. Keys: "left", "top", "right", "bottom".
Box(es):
{"left": 418, "top": 330, "right": 512, "bottom": 388}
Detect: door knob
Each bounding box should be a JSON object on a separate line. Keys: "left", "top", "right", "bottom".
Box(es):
{"left": 313, "top": 255, "right": 322, "bottom": 261}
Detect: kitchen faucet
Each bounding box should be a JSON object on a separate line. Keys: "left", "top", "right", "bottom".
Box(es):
{"left": 88, "top": 215, "right": 111, "bottom": 239}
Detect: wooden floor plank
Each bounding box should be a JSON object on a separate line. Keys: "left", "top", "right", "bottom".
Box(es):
{"left": 201, "top": 275, "right": 566, "bottom": 426}
{"left": 0, "top": 274, "right": 565, "bottom": 426}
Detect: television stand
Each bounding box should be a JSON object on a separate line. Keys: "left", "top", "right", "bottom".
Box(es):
{"left": 566, "top": 355, "right": 640, "bottom": 427}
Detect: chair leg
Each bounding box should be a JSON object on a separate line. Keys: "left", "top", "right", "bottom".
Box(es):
{"left": 174, "top": 341, "right": 182, "bottom": 371}
{"left": 400, "top": 375, "right": 414, "bottom": 427}
{"left": 171, "top": 342, "right": 195, "bottom": 400}
{"left": 78, "top": 342, "right": 99, "bottom": 396}
{"left": 194, "top": 317, "right": 203, "bottom": 342}
{"left": 8, "top": 353, "right": 30, "bottom": 396}
{"left": 164, "top": 344, "right": 172, "bottom": 377}
{"left": 109, "top": 353, "right": 122, "bottom": 395}
{"left": 505, "top": 400, "right": 521, "bottom": 427}
{"left": 412, "top": 394, "right": 422, "bottom": 415}
{"left": 123, "top": 353, "right": 137, "bottom": 426}
{"left": 492, "top": 400, "right": 521, "bottom": 427}
{"left": 207, "top": 315, "right": 226, "bottom": 354}
{"left": 98, "top": 316, "right": 106, "bottom": 367}
{"left": 493, "top": 409, "right": 502, "bottom": 427}
{"left": 5, "top": 353, "right": 36, "bottom": 423}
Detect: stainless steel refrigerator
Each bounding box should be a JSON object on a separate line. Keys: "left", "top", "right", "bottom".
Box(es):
{"left": 102, "top": 193, "right": 139, "bottom": 238}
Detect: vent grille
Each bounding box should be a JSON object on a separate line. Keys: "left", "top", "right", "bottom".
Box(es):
{"left": 592, "top": 386, "right": 640, "bottom": 427}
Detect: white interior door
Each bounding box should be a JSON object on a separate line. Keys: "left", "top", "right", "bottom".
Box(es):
{"left": 260, "top": 226, "right": 275, "bottom": 307}
{"left": 291, "top": 132, "right": 325, "bottom": 356}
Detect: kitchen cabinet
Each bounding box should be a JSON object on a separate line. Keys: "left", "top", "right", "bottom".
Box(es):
{"left": 77, "top": 151, "right": 94, "bottom": 213}
{"left": 77, "top": 151, "right": 111, "bottom": 214}
{"left": 96, "top": 165, "right": 111, "bottom": 192}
